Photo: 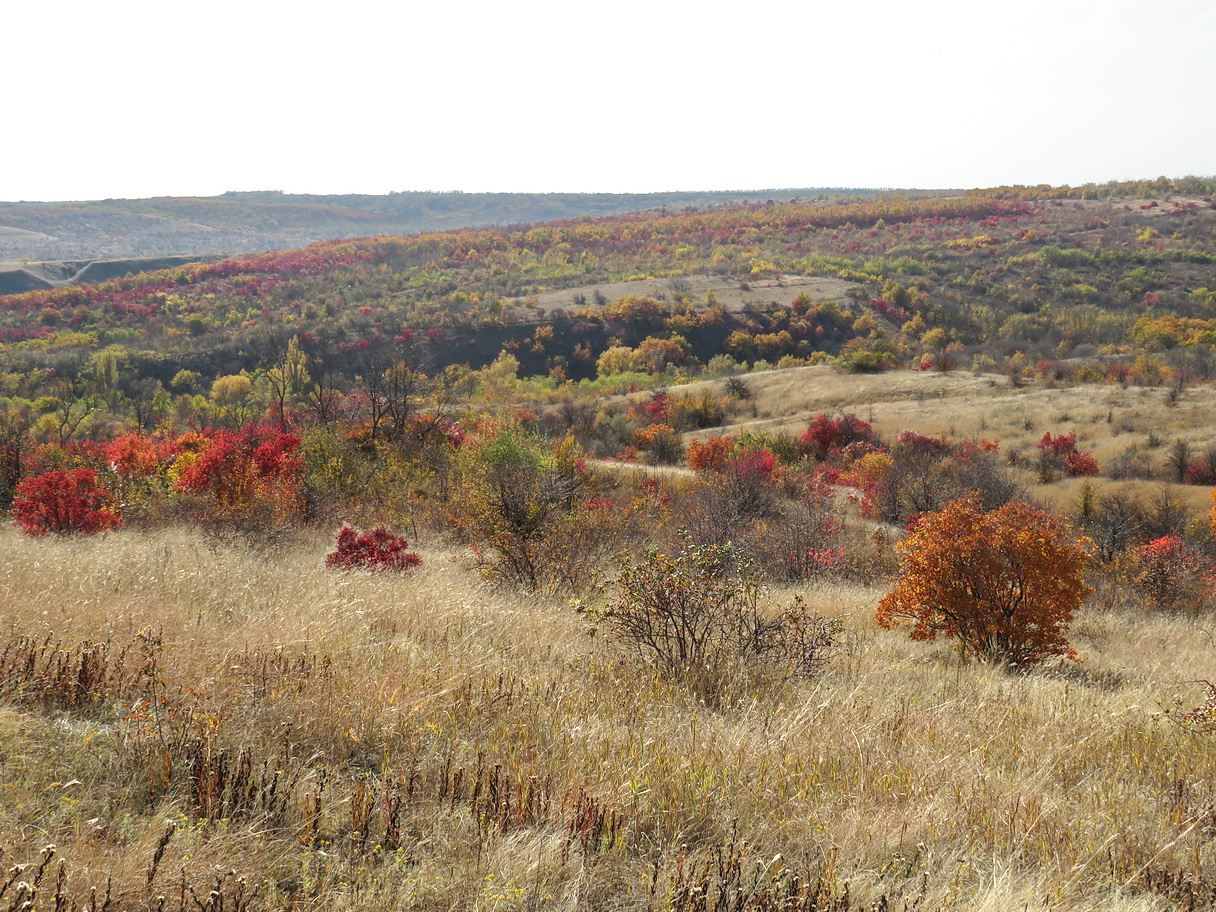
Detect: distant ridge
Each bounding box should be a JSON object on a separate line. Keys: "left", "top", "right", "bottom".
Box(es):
{"left": 0, "top": 188, "right": 941, "bottom": 263}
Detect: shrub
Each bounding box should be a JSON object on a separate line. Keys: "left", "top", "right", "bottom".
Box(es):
{"left": 324, "top": 527, "right": 422, "bottom": 573}
{"left": 1125, "top": 535, "right": 1211, "bottom": 612}
{"left": 876, "top": 495, "right": 1091, "bottom": 667}
{"left": 581, "top": 536, "right": 837, "bottom": 700}
{"left": 1183, "top": 446, "right": 1216, "bottom": 485}
{"left": 633, "top": 423, "right": 684, "bottom": 465}
{"left": 452, "top": 427, "right": 617, "bottom": 592}
{"left": 681, "top": 444, "right": 783, "bottom": 548}
{"left": 798, "top": 413, "right": 876, "bottom": 461}
{"left": 1036, "top": 431, "right": 1099, "bottom": 480}
{"left": 687, "top": 435, "right": 737, "bottom": 473}
{"left": 176, "top": 424, "right": 306, "bottom": 531}
{"left": 12, "top": 468, "right": 122, "bottom": 536}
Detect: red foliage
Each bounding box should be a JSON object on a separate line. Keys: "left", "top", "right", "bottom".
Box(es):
{"left": 1063, "top": 451, "right": 1100, "bottom": 476}
{"left": 895, "top": 430, "right": 946, "bottom": 457}
{"left": 799, "top": 413, "right": 876, "bottom": 460}
{"left": 867, "top": 299, "right": 906, "bottom": 321}
{"left": 789, "top": 546, "right": 845, "bottom": 578}
{"left": 177, "top": 424, "right": 304, "bottom": 522}
{"left": 640, "top": 393, "right": 670, "bottom": 421}
{"left": 1184, "top": 459, "right": 1216, "bottom": 486}
{"left": 1129, "top": 535, "right": 1213, "bottom": 611}
{"left": 325, "top": 527, "right": 422, "bottom": 573}
{"left": 102, "top": 433, "right": 177, "bottom": 478}
{"left": 12, "top": 468, "right": 122, "bottom": 536}
{"left": 1038, "top": 431, "right": 1099, "bottom": 476}
{"left": 725, "top": 447, "right": 779, "bottom": 484}
{"left": 1039, "top": 431, "right": 1077, "bottom": 456}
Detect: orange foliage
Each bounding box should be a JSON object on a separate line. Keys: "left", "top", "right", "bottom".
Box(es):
{"left": 687, "top": 436, "right": 736, "bottom": 473}
{"left": 875, "top": 496, "right": 1091, "bottom": 667}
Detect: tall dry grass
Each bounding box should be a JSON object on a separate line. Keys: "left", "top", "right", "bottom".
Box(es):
{"left": 2, "top": 525, "right": 1216, "bottom": 910}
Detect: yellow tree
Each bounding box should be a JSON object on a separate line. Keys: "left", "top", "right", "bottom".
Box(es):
{"left": 876, "top": 495, "right": 1091, "bottom": 667}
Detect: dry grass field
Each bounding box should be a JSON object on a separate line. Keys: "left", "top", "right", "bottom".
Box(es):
{"left": 3, "top": 515, "right": 1216, "bottom": 911}
{"left": 669, "top": 366, "right": 1216, "bottom": 518}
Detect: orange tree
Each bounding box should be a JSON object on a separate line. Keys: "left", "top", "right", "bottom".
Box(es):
{"left": 875, "top": 495, "right": 1091, "bottom": 667}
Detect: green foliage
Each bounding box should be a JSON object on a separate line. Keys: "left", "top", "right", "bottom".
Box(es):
{"left": 452, "top": 426, "right": 605, "bottom": 591}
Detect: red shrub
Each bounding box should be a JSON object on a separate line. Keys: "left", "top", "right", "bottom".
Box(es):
{"left": 724, "top": 447, "right": 779, "bottom": 485}
{"left": 895, "top": 430, "right": 946, "bottom": 457}
{"left": 1038, "top": 431, "right": 1099, "bottom": 477}
{"left": 687, "top": 436, "right": 737, "bottom": 473}
{"left": 799, "top": 414, "right": 876, "bottom": 460}
{"left": 325, "top": 527, "right": 422, "bottom": 573}
{"left": 1129, "top": 535, "right": 1210, "bottom": 611}
{"left": 177, "top": 424, "right": 304, "bottom": 524}
{"left": 12, "top": 469, "right": 122, "bottom": 536}
{"left": 1184, "top": 459, "right": 1216, "bottom": 486}
{"left": 1063, "top": 450, "right": 1100, "bottom": 477}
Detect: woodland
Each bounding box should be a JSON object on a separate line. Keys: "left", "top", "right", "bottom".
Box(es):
{"left": 3, "top": 176, "right": 1216, "bottom": 911}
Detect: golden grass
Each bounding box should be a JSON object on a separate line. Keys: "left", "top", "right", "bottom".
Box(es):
{"left": 668, "top": 367, "right": 1216, "bottom": 519}
{"left": 3, "top": 525, "right": 1216, "bottom": 910}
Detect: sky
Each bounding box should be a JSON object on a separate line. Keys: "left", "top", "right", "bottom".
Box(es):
{"left": 3, "top": 0, "right": 1214, "bottom": 201}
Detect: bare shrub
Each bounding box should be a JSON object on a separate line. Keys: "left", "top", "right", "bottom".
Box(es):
{"left": 580, "top": 536, "right": 837, "bottom": 702}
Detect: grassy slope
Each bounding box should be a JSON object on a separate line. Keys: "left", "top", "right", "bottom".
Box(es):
{"left": 1, "top": 515, "right": 1214, "bottom": 910}
{"left": 4, "top": 185, "right": 1216, "bottom": 909}
{"left": 666, "top": 365, "right": 1216, "bottom": 516}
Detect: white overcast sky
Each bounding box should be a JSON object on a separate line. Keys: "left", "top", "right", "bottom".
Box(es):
{"left": 3, "top": 0, "right": 1214, "bottom": 201}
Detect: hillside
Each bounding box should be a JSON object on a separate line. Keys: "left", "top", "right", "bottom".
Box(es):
{"left": 0, "top": 188, "right": 889, "bottom": 263}
{"left": 5, "top": 177, "right": 1216, "bottom": 911}
{"left": 1, "top": 190, "right": 1214, "bottom": 400}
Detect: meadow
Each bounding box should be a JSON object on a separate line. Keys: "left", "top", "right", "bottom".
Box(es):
{"left": 3, "top": 424, "right": 1216, "bottom": 911}
{"left": 3, "top": 181, "right": 1216, "bottom": 909}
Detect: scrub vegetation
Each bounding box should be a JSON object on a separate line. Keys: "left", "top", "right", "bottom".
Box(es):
{"left": 2, "top": 177, "right": 1216, "bottom": 910}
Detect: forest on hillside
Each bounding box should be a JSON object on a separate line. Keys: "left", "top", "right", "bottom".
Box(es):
{"left": 1, "top": 187, "right": 1215, "bottom": 423}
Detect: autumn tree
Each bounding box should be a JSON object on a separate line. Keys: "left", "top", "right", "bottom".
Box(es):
{"left": 798, "top": 413, "right": 876, "bottom": 461}
{"left": 209, "top": 375, "right": 258, "bottom": 428}
{"left": 262, "top": 335, "right": 310, "bottom": 431}
{"left": 176, "top": 424, "right": 305, "bottom": 531}
{"left": 0, "top": 406, "right": 34, "bottom": 511}
{"left": 876, "top": 495, "right": 1091, "bottom": 667}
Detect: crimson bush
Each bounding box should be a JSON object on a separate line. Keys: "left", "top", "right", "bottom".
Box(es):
{"left": 12, "top": 469, "right": 122, "bottom": 536}
{"left": 324, "top": 527, "right": 422, "bottom": 573}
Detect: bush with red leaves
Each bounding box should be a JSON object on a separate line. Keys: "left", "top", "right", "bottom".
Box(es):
{"left": 1037, "top": 431, "right": 1100, "bottom": 479}
{"left": 177, "top": 424, "right": 305, "bottom": 527}
{"left": 12, "top": 469, "right": 122, "bottom": 536}
{"left": 1128, "top": 535, "right": 1211, "bottom": 611}
{"left": 324, "top": 527, "right": 422, "bottom": 573}
{"left": 798, "top": 413, "right": 876, "bottom": 460}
